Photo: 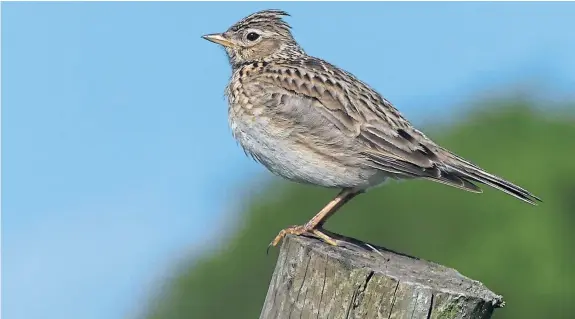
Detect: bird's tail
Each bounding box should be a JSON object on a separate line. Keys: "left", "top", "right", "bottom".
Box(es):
{"left": 441, "top": 152, "right": 542, "bottom": 205}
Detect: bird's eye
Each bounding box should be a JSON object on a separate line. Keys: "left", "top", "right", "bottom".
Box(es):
{"left": 246, "top": 32, "right": 260, "bottom": 41}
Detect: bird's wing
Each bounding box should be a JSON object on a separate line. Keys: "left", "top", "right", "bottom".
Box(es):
{"left": 254, "top": 59, "right": 452, "bottom": 176}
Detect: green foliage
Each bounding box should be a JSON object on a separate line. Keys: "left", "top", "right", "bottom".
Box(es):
{"left": 145, "top": 101, "right": 575, "bottom": 319}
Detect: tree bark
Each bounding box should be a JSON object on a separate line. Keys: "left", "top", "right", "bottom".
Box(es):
{"left": 260, "top": 235, "right": 504, "bottom": 319}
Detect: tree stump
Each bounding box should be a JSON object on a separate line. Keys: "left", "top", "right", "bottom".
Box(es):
{"left": 260, "top": 235, "right": 504, "bottom": 319}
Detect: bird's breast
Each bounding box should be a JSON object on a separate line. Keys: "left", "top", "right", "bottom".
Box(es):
{"left": 227, "top": 94, "right": 385, "bottom": 189}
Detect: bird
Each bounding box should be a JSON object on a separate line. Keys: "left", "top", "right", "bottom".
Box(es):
{"left": 202, "top": 9, "right": 541, "bottom": 249}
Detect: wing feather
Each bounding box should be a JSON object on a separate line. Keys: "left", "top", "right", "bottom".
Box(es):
{"left": 251, "top": 57, "right": 539, "bottom": 198}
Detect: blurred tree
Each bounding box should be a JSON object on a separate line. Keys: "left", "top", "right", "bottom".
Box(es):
{"left": 145, "top": 100, "right": 575, "bottom": 319}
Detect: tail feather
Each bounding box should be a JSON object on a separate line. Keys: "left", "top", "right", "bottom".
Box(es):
{"left": 425, "top": 171, "right": 483, "bottom": 193}
{"left": 445, "top": 165, "right": 542, "bottom": 205}
{"left": 364, "top": 148, "right": 541, "bottom": 204}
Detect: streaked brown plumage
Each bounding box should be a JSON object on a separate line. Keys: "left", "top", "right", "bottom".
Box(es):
{"left": 202, "top": 9, "right": 541, "bottom": 248}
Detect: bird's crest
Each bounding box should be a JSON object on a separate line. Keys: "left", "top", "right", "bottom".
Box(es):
{"left": 229, "top": 9, "right": 292, "bottom": 34}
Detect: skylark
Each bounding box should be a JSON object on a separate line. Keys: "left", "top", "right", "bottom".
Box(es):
{"left": 202, "top": 10, "right": 541, "bottom": 248}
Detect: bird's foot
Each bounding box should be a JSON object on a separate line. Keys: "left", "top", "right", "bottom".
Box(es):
{"left": 268, "top": 225, "right": 308, "bottom": 249}
{"left": 267, "top": 225, "right": 338, "bottom": 253}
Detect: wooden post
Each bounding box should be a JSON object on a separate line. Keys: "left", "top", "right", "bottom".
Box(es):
{"left": 260, "top": 235, "right": 504, "bottom": 319}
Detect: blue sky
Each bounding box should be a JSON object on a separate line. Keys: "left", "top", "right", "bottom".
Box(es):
{"left": 2, "top": 2, "right": 574, "bottom": 319}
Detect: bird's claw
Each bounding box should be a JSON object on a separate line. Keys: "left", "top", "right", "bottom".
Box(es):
{"left": 267, "top": 225, "right": 309, "bottom": 252}
{"left": 266, "top": 225, "right": 339, "bottom": 254}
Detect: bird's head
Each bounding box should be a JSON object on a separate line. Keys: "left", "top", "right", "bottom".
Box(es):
{"left": 202, "top": 9, "right": 303, "bottom": 67}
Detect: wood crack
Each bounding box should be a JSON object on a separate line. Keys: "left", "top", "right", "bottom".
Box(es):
{"left": 387, "top": 281, "right": 400, "bottom": 319}
{"left": 426, "top": 293, "right": 435, "bottom": 319}
{"left": 316, "top": 255, "right": 328, "bottom": 319}
{"left": 288, "top": 252, "right": 311, "bottom": 318}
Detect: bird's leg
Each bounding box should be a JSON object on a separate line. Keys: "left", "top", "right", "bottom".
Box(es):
{"left": 269, "top": 188, "right": 360, "bottom": 248}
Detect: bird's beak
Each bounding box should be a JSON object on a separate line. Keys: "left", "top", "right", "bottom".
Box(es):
{"left": 202, "top": 33, "right": 234, "bottom": 48}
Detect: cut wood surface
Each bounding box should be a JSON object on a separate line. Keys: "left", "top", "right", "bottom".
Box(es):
{"left": 260, "top": 235, "right": 504, "bottom": 319}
